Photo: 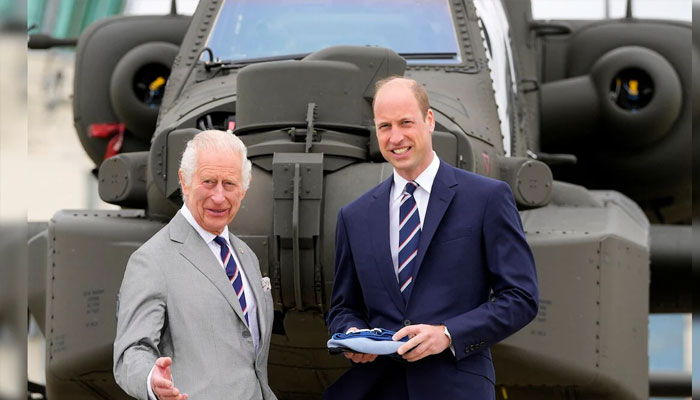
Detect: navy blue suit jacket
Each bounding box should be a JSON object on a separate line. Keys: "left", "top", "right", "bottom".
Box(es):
{"left": 325, "top": 161, "right": 539, "bottom": 400}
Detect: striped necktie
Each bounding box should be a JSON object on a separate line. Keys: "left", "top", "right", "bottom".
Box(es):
{"left": 398, "top": 181, "right": 421, "bottom": 300}
{"left": 213, "top": 236, "right": 249, "bottom": 325}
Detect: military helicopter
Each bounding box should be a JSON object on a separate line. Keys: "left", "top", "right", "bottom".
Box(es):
{"left": 27, "top": 0, "right": 692, "bottom": 399}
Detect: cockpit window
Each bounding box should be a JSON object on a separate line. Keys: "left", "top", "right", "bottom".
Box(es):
{"left": 205, "top": 0, "right": 462, "bottom": 64}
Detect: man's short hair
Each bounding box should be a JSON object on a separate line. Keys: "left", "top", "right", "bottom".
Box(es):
{"left": 179, "top": 130, "right": 252, "bottom": 190}
{"left": 373, "top": 76, "right": 431, "bottom": 118}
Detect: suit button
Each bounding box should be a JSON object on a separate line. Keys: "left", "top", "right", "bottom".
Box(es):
{"left": 479, "top": 341, "right": 485, "bottom": 346}
{"left": 404, "top": 320, "right": 412, "bottom": 326}
{"left": 242, "top": 330, "right": 251, "bottom": 338}
{"left": 464, "top": 346, "right": 470, "bottom": 353}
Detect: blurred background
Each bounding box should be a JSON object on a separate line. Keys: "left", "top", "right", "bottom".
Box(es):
{"left": 1, "top": 1, "right": 29, "bottom": 399}
{"left": 0, "top": 0, "right": 693, "bottom": 399}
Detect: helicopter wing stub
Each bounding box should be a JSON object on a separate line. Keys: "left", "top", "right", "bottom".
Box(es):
{"left": 42, "top": 210, "right": 165, "bottom": 399}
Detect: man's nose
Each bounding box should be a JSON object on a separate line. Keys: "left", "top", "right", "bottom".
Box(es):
{"left": 211, "top": 183, "right": 226, "bottom": 202}
{"left": 388, "top": 127, "right": 404, "bottom": 144}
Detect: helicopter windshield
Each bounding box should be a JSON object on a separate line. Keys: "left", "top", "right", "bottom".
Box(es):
{"left": 205, "top": 0, "right": 462, "bottom": 64}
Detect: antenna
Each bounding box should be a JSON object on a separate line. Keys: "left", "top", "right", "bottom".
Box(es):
{"left": 170, "top": 0, "right": 178, "bottom": 15}
{"left": 626, "top": 0, "right": 633, "bottom": 19}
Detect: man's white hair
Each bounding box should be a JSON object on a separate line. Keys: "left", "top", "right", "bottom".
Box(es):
{"left": 179, "top": 130, "right": 252, "bottom": 191}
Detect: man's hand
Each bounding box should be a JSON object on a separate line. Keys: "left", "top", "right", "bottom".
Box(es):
{"left": 343, "top": 327, "right": 378, "bottom": 364}
{"left": 151, "top": 357, "right": 188, "bottom": 400}
{"left": 393, "top": 324, "right": 451, "bottom": 362}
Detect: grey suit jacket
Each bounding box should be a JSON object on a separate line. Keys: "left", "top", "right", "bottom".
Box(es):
{"left": 113, "top": 212, "right": 276, "bottom": 399}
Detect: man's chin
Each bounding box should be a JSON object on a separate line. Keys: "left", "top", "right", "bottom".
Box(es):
{"left": 388, "top": 160, "right": 415, "bottom": 174}
{"left": 203, "top": 218, "right": 229, "bottom": 235}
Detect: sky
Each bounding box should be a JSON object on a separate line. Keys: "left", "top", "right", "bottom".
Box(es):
{"left": 532, "top": 0, "right": 690, "bottom": 21}
{"left": 122, "top": 0, "right": 692, "bottom": 22}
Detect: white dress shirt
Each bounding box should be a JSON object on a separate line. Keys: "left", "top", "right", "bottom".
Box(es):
{"left": 147, "top": 205, "right": 259, "bottom": 399}
{"left": 388, "top": 153, "right": 454, "bottom": 354}
{"left": 389, "top": 152, "right": 440, "bottom": 279}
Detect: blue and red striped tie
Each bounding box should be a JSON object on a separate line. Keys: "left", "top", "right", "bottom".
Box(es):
{"left": 213, "top": 236, "right": 249, "bottom": 325}
{"left": 398, "top": 181, "right": 421, "bottom": 300}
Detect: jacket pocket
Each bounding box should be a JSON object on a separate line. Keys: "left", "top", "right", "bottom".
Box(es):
{"left": 432, "top": 226, "right": 474, "bottom": 245}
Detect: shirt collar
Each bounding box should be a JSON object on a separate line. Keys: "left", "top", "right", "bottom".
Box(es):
{"left": 392, "top": 151, "right": 440, "bottom": 200}
{"left": 180, "top": 203, "right": 230, "bottom": 245}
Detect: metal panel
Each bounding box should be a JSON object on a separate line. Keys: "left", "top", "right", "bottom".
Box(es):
{"left": 272, "top": 153, "right": 324, "bottom": 310}
{"left": 495, "top": 186, "right": 650, "bottom": 399}
{"left": 45, "top": 210, "right": 165, "bottom": 399}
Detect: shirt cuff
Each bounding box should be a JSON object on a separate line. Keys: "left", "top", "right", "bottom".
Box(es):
{"left": 443, "top": 325, "right": 455, "bottom": 356}
{"left": 147, "top": 365, "right": 157, "bottom": 400}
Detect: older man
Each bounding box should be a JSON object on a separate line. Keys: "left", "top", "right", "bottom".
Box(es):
{"left": 114, "top": 130, "right": 276, "bottom": 400}
{"left": 326, "top": 77, "right": 539, "bottom": 399}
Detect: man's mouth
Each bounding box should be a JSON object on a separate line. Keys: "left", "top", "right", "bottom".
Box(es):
{"left": 207, "top": 208, "right": 229, "bottom": 216}
{"left": 392, "top": 147, "right": 411, "bottom": 155}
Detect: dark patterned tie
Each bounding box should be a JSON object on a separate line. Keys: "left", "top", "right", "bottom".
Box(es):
{"left": 213, "top": 236, "right": 249, "bottom": 325}
{"left": 398, "top": 181, "right": 421, "bottom": 300}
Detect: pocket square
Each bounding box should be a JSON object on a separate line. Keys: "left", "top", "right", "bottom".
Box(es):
{"left": 261, "top": 277, "right": 271, "bottom": 292}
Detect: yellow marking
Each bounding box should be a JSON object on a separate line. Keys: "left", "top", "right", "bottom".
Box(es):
{"left": 628, "top": 80, "right": 639, "bottom": 96}
{"left": 148, "top": 76, "right": 166, "bottom": 91}
{"left": 501, "top": 386, "right": 508, "bottom": 399}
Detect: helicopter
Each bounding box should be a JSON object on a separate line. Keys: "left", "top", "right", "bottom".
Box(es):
{"left": 27, "top": 0, "right": 692, "bottom": 399}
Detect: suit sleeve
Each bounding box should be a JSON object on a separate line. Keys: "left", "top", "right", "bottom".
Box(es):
{"left": 444, "top": 182, "right": 539, "bottom": 361}
{"left": 113, "top": 249, "right": 167, "bottom": 400}
{"left": 326, "top": 208, "right": 370, "bottom": 334}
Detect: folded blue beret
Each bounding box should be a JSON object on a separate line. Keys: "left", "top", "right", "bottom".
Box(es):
{"left": 327, "top": 328, "right": 408, "bottom": 355}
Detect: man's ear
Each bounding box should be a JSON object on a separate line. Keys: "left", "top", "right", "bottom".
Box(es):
{"left": 426, "top": 109, "right": 435, "bottom": 134}
{"left": 240, "top": 173, "right": 249, "bottom": 201}
{"left": 178, "top": 169, "right": 188, "bottom": 197}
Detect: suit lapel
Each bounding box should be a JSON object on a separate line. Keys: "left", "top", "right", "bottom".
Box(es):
{"left": 368, "top": 178, "right": 406, "bottom": 311}
{"left": 171, "top": 214, "right": 248, "bottom": 324}
{"left": 411, "top": 162, "right": 457, "bottom": 286}
{"left": 230, "top": 234, "right": 266, "bottom": 344}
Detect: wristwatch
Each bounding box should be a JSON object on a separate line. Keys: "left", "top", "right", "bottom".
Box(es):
{"left": 443, "top": 325, "right": 452, "bottom": 346}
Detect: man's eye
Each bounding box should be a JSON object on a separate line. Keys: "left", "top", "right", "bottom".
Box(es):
{"left": 402, "top": 120, "right": 413, "bottom": 126}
